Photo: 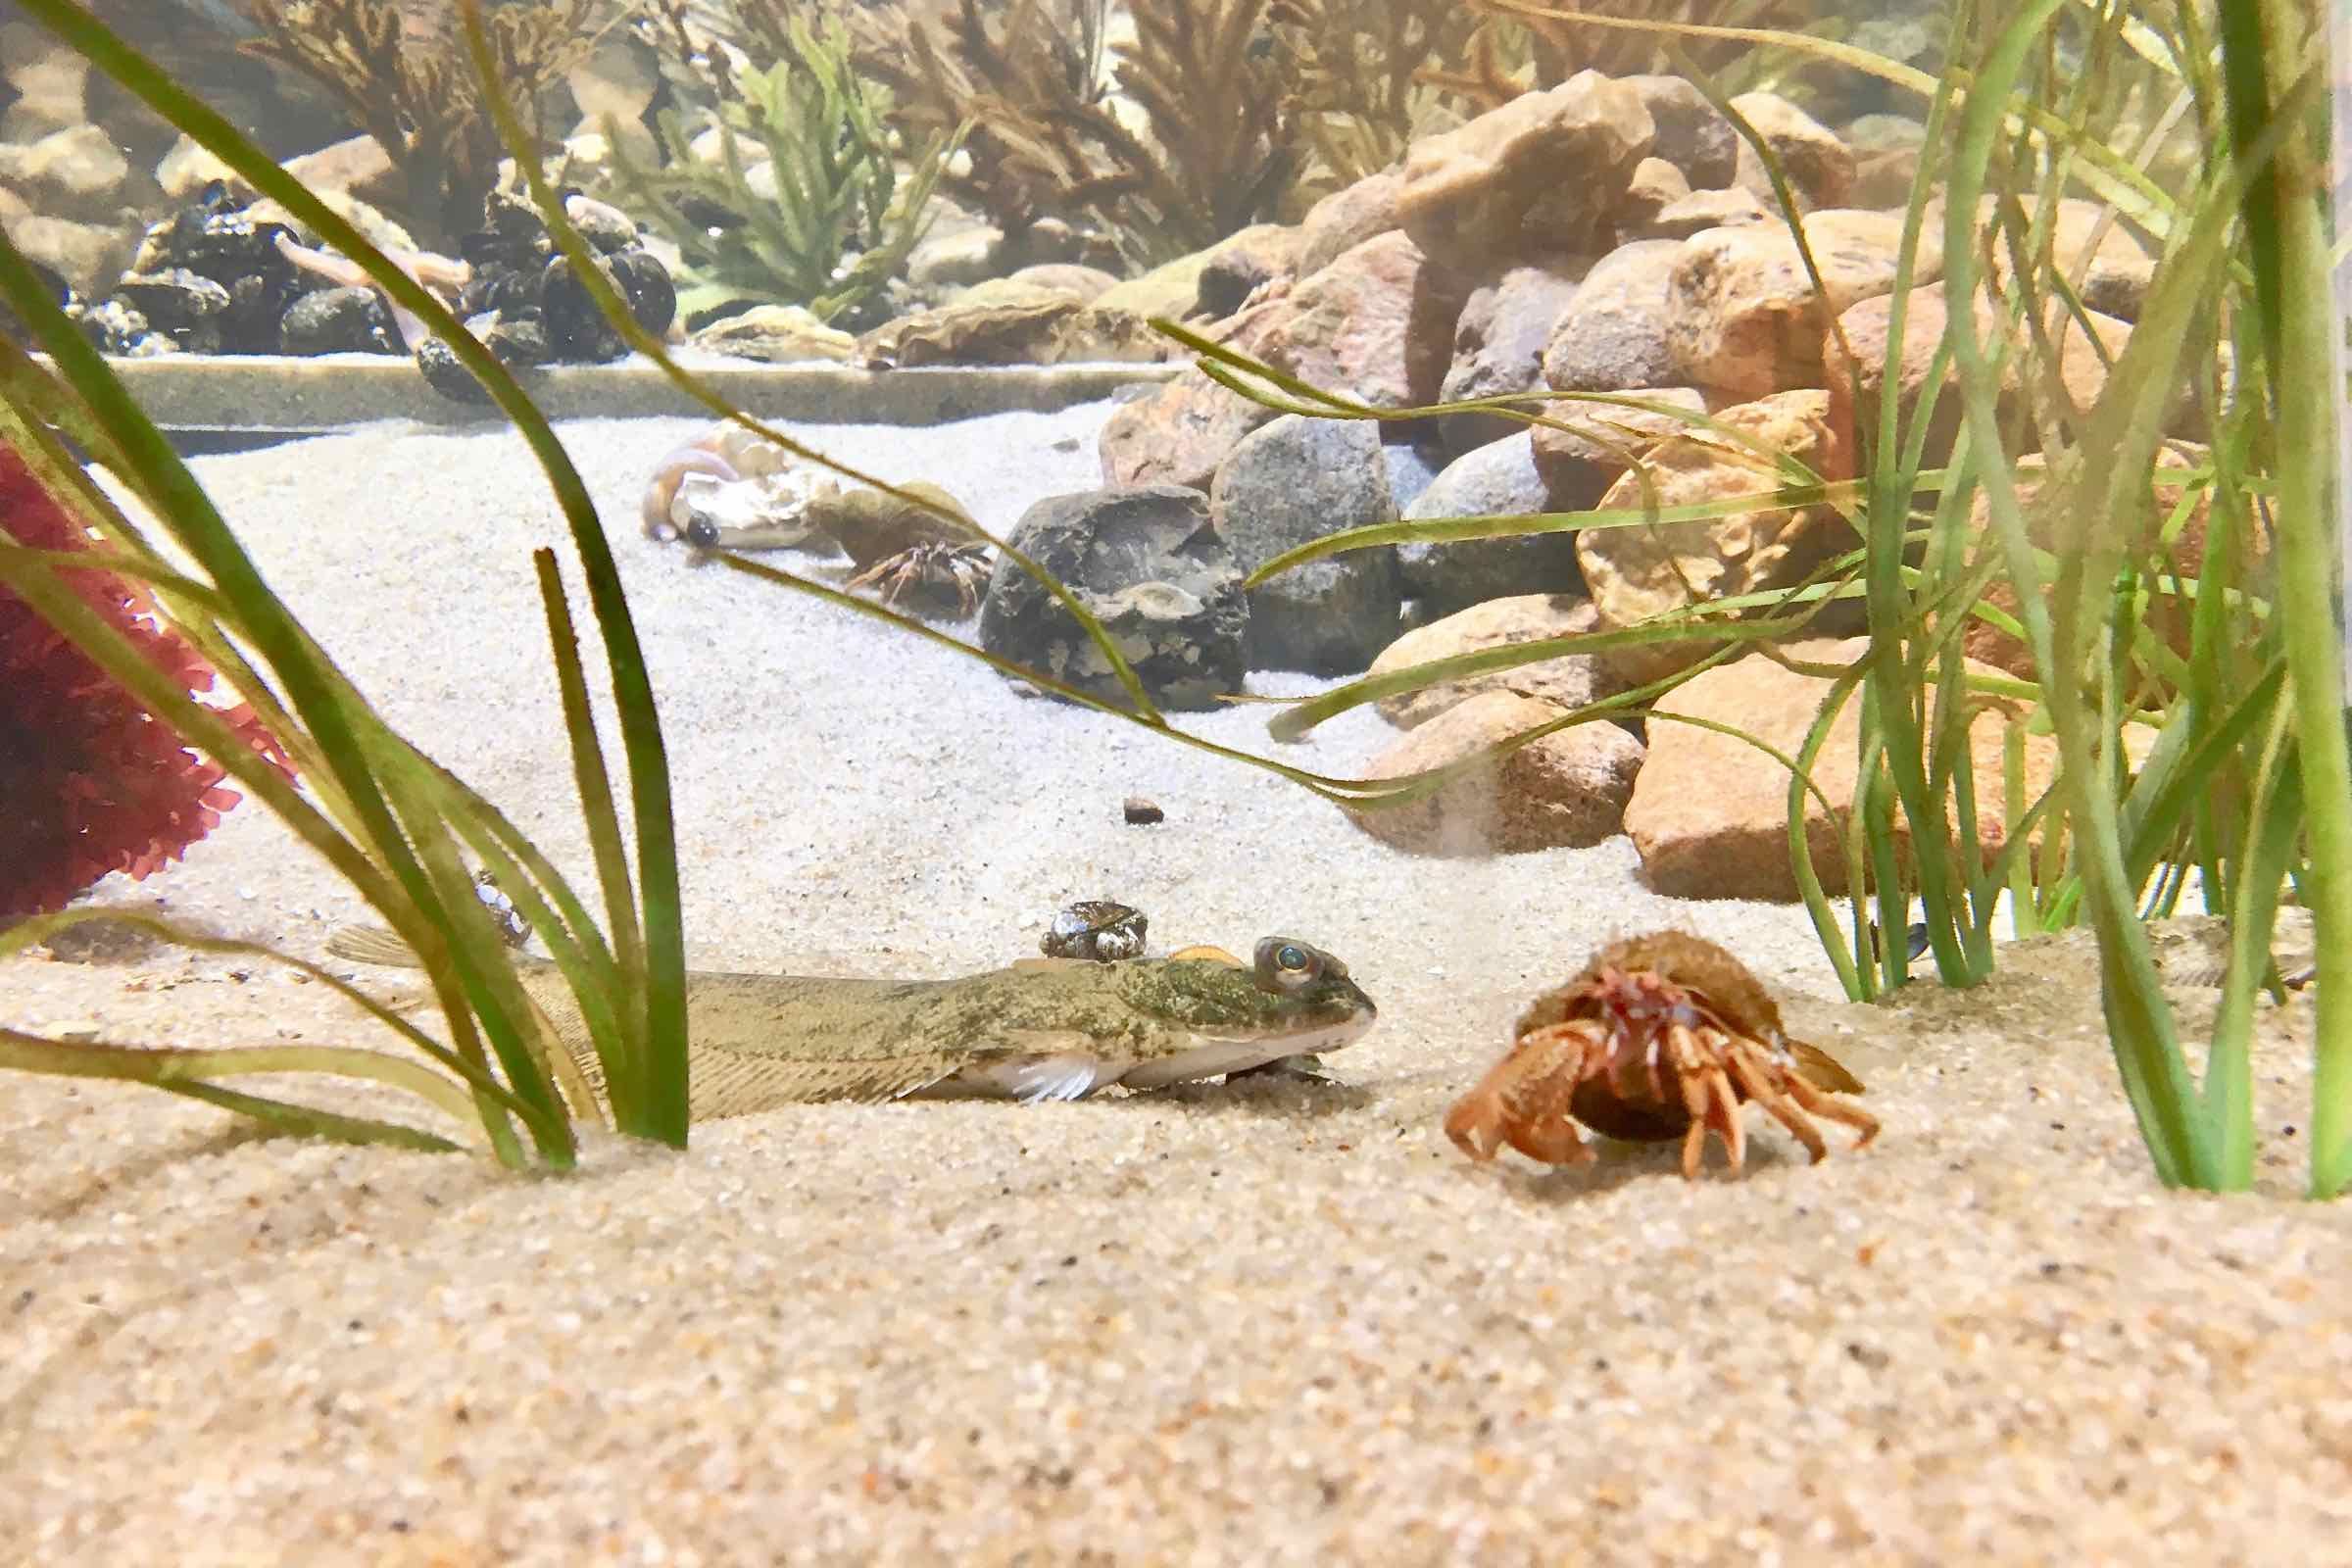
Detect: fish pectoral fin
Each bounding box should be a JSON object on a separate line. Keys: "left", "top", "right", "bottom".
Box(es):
{"left": 937, "top": 1034, "right": 1109, "bottom": 1102}
{"left": 325, "top": 924, "right": 421, "bottom": 969}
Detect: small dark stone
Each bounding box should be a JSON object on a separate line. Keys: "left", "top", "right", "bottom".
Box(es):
{"left": 113, "top": 269, "right": 231, "bottom": 341}
{"left": 482, "top": 311, "right": 552, "bottom": 368}
{"left": 416, "top": 333, "right": 494, "bottom": 405}
{"left": 1122, "top": 797, "right": 1164, "bottom": 825}
{"left": 74, "top": 297, "right": 167, "bottom": 357}
{"left": 538, "top": 255, "right": 627, "bottom": 362}
{"left": 280, "top": 286, "right": 399, "bottom": 355}
{"left": 607, "top": 246, "right": 676, "bottom": 338}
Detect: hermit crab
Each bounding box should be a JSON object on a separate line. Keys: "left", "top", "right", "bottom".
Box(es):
{"left": 1445, "top": 931, "right": 1880, "bottom": 1179}
{"left": 643, "top": 423, "right": 996, "bottom": 618}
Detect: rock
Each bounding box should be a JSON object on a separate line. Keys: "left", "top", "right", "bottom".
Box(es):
{"left": 689, "top": 303, "right": 858, "bottom": 363}
{"left": 1632, "top": 186, "right": 1769, "bottom": 242}
{"left": 1381, "top": 436, "right": 1447, "bottom": 514}
{"left": 1624, "top": 75, "right": 1739, "bottom": 187}
{"left": 1396, "top": 430, "right": 1584, "bottom": 620}
{"left": 1542, "top": 237, "right": 1683, "bottom": 394}
{"left": 1624, "top": 637, "right": 2057, "bottom": 900}
{"left": 1394, "top": 74, "right": 1653, "bottom": 269}
{"left": 1527, "top": 386, "right": 1709, "bottom": 508}
{"left": 1006, "top": 263, "right": 1121, "bottom": 301}
{"left": 279, "top": 134, "right": 399, "bottom": 204}
{"left": 1257, "top": 230, "right": 1468, "bottom": 409}
{"left": 1843, "top": 115, "right": 1927, "bottom": 208}
{"left": 858, "top": 278, "right": 1162, "bottom": 366}
{"left": 1123, "top": 797, "right": 1165, "bottom": 825}
{"left": 0, "top": 125, "right": 130, "bottom": 215}
{"left": 977, "top": 485, "right": 1248, "bottom": 710}
{"left": 1099, "top": 222, "right": 1301, "bottom": 323}
{"left": 1827, "top": 280, "right": 2158, "bottom": 466}
{"left": 1728, "top": 91, "right": 1856, "bottom": 213}
{"left": 1297, "top": 169, "right": 1402, "bottom": 277}
{"left": 278, "top": 284, "right": 399, "bottom": 355}
{"left": 1194, "top": 224, "right": 1300, "bottom": 318}
{"left": 1348, "top": 690, "right": 1643, "bottom": 854}
{"left": 1, "top": 24, "right": 90, "bottom": 140}
{"left": 1959, "top": 442, "right": 2258, "bottom": 681}
{"left": 1099, "top": 365, "right": 1280, "bottom": 492}
{"left": 906, "top": 222, "right": 1003, "bottom": 289}
{"left": 113, "top": 268, "right": 232, "bottom": 351}
{"left": 1617, "top": 156, "right": 1692, "bottom": 232}
{"left": 1208, "top": 414, "right": 1401, "bottom": 673}
{"left": 1666, "top": 209, "right": 1931, "bottom": 397}
{"left": 2, "top": 212, "right": 134, "bottom": 299}
{"left": 1440, "top": 259, "right": 1591, "bottom": 451}
{"left": 1368, "top": 594, "right": 1629, "bottom": 730}
{"left": 1577, "top": 390, "right": 1855, "bottom": 684}
{"left": 1935, "top": 194, "right": 2158, "bottom": 322}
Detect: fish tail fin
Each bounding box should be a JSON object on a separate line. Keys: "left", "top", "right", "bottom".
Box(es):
{"left": 324, "top": 923, "right": 422, "bottom": 969}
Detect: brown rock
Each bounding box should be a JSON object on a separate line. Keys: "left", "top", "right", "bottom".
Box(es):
{"left": 1348, "top": 690, "right": 1644, "bottom": 855}
{"left": 1100, "top": 293, "right": 1291, "bottom": 488}
{"left": 1577, "top": 390, "right": 1855, "bottom": 684}
{"left": 1827, "top": 280, "right": 2155, "bottom": 466}
{"left": 860, "top": 278, "right": 1164, "bottom": 367}
{"left": 1096, "top": 222, "right": 1299, "bottom": 321}
{"left": 1618, "top": 157, "right": 1692, "bottom": 231}
{"left": 1625, "top": 637, "right": 2057, "bottom": 900}
{"left": 1394, "top": 74, "right": 1653, "bottom": 270}
{"left": 1960, "top": 441, "right": 2266, "bottom": 681}
{"left": 1006, "top": 263, "right": 1121, "bottom": 301}
{"left": 1298, "top": 170, "right": 1403, "bottom": 277}
{"left": 1369, "top": 594, "right": 1630, "bottom": 730}
{"left": 1257, "top": 230, "right": 1469, "bottom": 409}
{"left": 1728, "top": 91, "right": 1856, "bottom": 213}
{"left": 1931, "top": 194, "right": 2158, "bottom": 321}
{"left": 1099, "top": 367, "right": 1279, "bottom": 491}
{"left": 1632, "top": 186, "right": 1769, "bottom": 242}
{"left": 1667, "top": 209, "right": 1933, "bottom": 398}
{"left": 1527, "top": 387, "right": 1709, "bottom": 508}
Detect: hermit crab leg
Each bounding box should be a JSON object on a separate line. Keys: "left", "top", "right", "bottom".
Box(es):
{"left": 1775, "top": 1062, "right": 1883, "bottom": 1151}
{"left": 1724, "top": 1044, "right": 1827, "bottom": 1163}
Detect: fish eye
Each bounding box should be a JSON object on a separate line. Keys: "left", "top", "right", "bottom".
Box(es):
{"left": 1277, "top": 944, "right": 1307, "bottom": 971}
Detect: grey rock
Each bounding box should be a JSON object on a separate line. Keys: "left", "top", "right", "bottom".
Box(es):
{"left": 978, "top": 486, "right": 1248, "bottom": 710}
{"left": 1541, "top": 238, "right": 1682, "bottom": 393}
{"left": 1208, "top": 415, "right": 1402, "bottom": 673}
{"left": 1440, "top": 259, "right": 1590, "bottom": 453}
{"left": 1382, "top": 437, "right": 1448, "bottom": 514}
{"left": 1623, "top": 75, "right": 1738, "bottom": 188}
{"left": 1396, "top": 431, "right": 1582, "bottom": 620}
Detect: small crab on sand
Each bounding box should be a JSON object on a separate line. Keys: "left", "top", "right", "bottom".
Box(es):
{"left": 1445, "top": 931, "right": 1880, "bottom": 1180}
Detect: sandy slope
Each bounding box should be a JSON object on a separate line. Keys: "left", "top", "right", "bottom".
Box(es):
{"left": 4, "top": 409, "right": 2347, "bottom": 1565}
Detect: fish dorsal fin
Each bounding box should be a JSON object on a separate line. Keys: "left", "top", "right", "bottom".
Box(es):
{"left": 1165, "top": 944, "right": 1245, "bottom": 966}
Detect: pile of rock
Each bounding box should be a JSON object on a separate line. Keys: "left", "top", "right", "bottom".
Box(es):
{"left": 963, "top": 70, "right": 2184, "bottom": 900}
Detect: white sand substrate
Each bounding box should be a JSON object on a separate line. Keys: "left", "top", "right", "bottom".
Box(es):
{"left": 4, "top": 406, "right": 2349, "bottom": 1564}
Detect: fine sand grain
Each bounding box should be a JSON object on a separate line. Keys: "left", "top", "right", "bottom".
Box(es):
{"left": 4, "top": 409, "right": 2349, "bottom": 1565}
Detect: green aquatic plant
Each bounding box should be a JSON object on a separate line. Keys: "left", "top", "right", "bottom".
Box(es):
{"left": 602, "top": 5, "right": 956, "bottom": 326}
{"left": 1, "top": 0, "right": 688, "bottom": 1164}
